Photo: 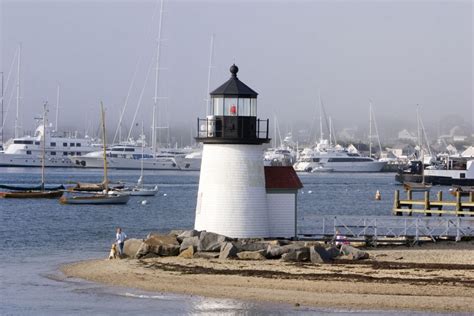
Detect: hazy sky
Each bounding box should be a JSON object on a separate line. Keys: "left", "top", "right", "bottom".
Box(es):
{"left": 0, "top": 0, "right": 472, "bottom": 142}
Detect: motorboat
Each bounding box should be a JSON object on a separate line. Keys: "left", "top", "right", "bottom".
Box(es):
{"left": 293, "top": 140, "right": 386, "bottom": 172}
{"left": 175, "top": 150, "right": 202, "bottom": 171}
{"left": 0, "top": 104, "right": 64, "bottom": 199}
{"left": 73, "top": 143, "right": 180, "bottom": 170}
{"left": 0, "top": 124, "right": 96, "bottom": 168}
{"left": 396, "top": 158, "right": 474, "bottom": 186}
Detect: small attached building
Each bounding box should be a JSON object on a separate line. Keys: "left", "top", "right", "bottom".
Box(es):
{"left": 264, "top": 166, "right": 303, "bottom": 239}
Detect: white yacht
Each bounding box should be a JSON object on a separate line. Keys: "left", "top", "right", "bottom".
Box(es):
{"left": 175, "top": 150, "right": 202, "bottom": 171}
{"left": 293, "top": 140, "right": 386, "bottom": 172}
{"left": 263, "top": 147, "right": 296, "bottom": 166}
{"left": 0, "top": 124, "right": 96, "bottom": 167}
{"left": 73, "top": 143, "right": 180, "bottom": 170}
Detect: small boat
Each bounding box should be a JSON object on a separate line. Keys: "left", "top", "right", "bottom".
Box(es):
{"left": 124, "top": 128, "right": 158, "bottom": 197}
{"left": 0, "top": 184, "right": 64, "bottom": 191}
{"left": 403, "top": 181, "right": 432, "bottom": 192}
{"left": 0, "top": 104, "right": 63, "bottom": 199}
{"left": 60, "top": 103, "right": 129, "bottom": 205}
{"left": 0, "top": 190, "right": 63, "bottom": 199}
{"left": 128, "top": 178, "right": 158, "bottom": 196}
{"left": 59, "top": 192, "right": 129, "bottom": 204}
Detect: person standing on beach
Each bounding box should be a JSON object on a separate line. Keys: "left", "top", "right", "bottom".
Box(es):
{"left": 115, "top": 227, "right": 127, "bottom": 256}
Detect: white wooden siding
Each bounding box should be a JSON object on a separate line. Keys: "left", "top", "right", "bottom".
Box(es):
{"left": 195, "top": 144, "right": 270, "bottom": 238}
{"left": 267, "top": 193, "right": 296, "bottom": 238}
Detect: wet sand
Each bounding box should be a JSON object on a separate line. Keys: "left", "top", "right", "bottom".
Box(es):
{"left": 61, "top": 241, "right": 474, "bottom": 313}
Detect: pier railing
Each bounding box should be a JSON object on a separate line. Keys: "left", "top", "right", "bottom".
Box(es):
{"left": 298, "top": 215, "right": 474, "bottom": 245}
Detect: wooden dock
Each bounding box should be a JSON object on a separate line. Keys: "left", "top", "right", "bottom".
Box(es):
{"left": 392, "top": 190, "right": 474, "bottom": 216}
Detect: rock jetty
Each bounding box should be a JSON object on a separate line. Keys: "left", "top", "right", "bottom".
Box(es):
{"left": 122, "top": 229, "right": 369, "bottom": 263}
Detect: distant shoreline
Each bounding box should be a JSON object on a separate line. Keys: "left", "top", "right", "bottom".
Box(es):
{"left": 61, "top": 242, "right": 474, "bottom": 313}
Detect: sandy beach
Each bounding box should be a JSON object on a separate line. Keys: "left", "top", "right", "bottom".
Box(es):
{"left": 61, "top": 241, "right": 474, "bottom": 313}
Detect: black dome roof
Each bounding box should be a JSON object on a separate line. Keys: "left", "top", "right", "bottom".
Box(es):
{"left": 210, "top": 64, "right": 258, "bottom": 98}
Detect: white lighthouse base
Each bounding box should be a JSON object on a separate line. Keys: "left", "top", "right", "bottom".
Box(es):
{"left": 195, "top": 144, "right": 270, "bottom": 238}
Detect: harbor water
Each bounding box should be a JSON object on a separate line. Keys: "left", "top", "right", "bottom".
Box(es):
{"left": 0, "top": 168, "right": 458, "bottom": 315}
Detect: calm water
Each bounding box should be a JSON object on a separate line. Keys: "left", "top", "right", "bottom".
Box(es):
{"left": 0, "top": 168, "right": 458, "bottom": 315}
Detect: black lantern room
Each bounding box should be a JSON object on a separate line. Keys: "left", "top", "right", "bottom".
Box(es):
{"left": 196, "top": 64, "right": 270, "bottom": 144}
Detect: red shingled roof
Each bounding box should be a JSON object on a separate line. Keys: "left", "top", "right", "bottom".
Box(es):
{"left": 264, "top": 166, "right": 303, "bottom": 190}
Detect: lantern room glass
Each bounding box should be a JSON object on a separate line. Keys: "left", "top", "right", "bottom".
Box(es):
{"left": 211, "top": 96, "right": 257, "bottom": 117}
{"left": 212, "top": 97, "right": 224, "bottom": 116}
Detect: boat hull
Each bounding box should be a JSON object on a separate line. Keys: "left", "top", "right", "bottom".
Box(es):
{"left": 295, "top": 161, "right": 386, "bottom": 172}
{"left": 60, "top": 194, "right": 130, "bottom": 204}
{"left": 395, "top": 173, "right": 474, "bottom": 186}
{"left": 0, "top": 153, "right": 75, "bottom": 167}
{"left": 74, "top": 156, "right": 180, "bottom": 170}
{"left": 129, "top": 189, "right": 158, "bottom": 196}
{"left": 0, "top": 190, "right": 63, "bottom": 199}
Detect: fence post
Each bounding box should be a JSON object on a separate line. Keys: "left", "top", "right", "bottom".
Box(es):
{"left": 394, "top": 190, "right": 401, "bottom": 216}
{"left": 456, "top": 192, "right": 462, "bottom": 217}
{"left": 415, "top": 218, "right": 419, "bottom": 243}
{"left": 437, "top": 191, "right": 443, "bottom": 215}
{"left": 456, "top": 217, "right": 461, "bottom": 241}
{"left": 424, "top": 191, "right": 431, "bottom": 216}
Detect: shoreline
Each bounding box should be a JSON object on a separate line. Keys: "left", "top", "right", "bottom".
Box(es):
{"left": 61, "top": 241, "right": 474, "bottom": 313}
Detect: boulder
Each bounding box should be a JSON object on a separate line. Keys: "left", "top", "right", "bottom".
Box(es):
{"left": 197, "top": 231, "right": 229, "bottom": 252}
{"left": 178, "top": 246, "right": 195, "bottom": 259}
{"left": 282, "top": 247, "right": 310, "bottom": 262}
{"left": 309, "top": 245, "right": 333, "bottom": 263}
{"left": 135, "top": 234, "right": 180, "bottom": 258}
{"left": 122, "top": 238, "right": 144, "bottom": 258}
{"left": 179, "top": 236, "right": 199, "bottom": 253}
{"left": 155, "top": 244, "right": 180, "bottom": 256}
{"left": 266, "top": 244, "right": 305, "bottom": 259}
{"left": 145, "top": 234, "right": 179, "bottom": 246}
{"left": 168, "top": 229, "right": 186, "bottom": 237}
{"left": 193, "top": 252, "right": 220, "bottom": 259}
{"left": 339, "top": 245, "right": 369, "bottom": 260}
{"left": 219, "top": 242, "right": 239, "bottom": 260}
{"left": 177, "top": 229, "right": 201, "bottom": 243}
{"left": 135, "top": 243, "right": 151, "bottom": 259}
{"left": 237, "top": 250, "right": 266, "bottom": 260}
{"left": 237, "top": 241, "right": 271, "bottom": 252}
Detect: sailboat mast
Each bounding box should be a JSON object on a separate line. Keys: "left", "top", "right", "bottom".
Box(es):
{"left": 318, "top": 92, "right": 323, "bottom": 143}
{"left": 15, "top": 44, "right": 21, "bottom": 139}
{"left": 1, "top": 71, "right": 3, "bottom": 145}
{"left": 369, "top": 103, "right": 372, "bottom": 157}
{"left": 416, "top": 105, "right": 425, "bottom": 184}
{"left": 371, "top": 105, "right": 383, "bottom": 154}
{"left": 55, "top": 84, "right": 60, "bottom": 132}
{"left": 41, "top": 103, "right": 47, "bottom": 191}
{"left": 329, "top": 117, "right": 332, "bottom": 147}
{"left": 140, "top": 123, "right": 145, "bottom": 181}
{"left": 100, "top": 102, "right": 109, "bottom": 192}
{"left": 152, "top": 0, "right": 164, "bottom": 154}
{"left": 205, "top": 34, "right": 215, "bottom": 116}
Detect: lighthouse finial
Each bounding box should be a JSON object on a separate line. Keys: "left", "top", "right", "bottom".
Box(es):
{"left": 230, "top": 64, "right": 239, "bottom": 77}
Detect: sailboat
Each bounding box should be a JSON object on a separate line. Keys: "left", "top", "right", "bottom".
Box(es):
{"left": 403, "top": 106, "right": 431, "bottom": 192}
{"left": 126, "top": 126, "right": 158, "bottom": 196}
{"left": 0, "top": 103, "right": 63, "bottom": 199}
{"left": 59, "top": 103, "right": 130, "bottom": 205}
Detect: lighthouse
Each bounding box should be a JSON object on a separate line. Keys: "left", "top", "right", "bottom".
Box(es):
{"left": 195, "top": 64, "right": 302, "bottom": 239}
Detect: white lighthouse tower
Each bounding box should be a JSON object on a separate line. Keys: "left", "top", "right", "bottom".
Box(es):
{"left": 194, "top": 64, "right": 272, "bottom": 238}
